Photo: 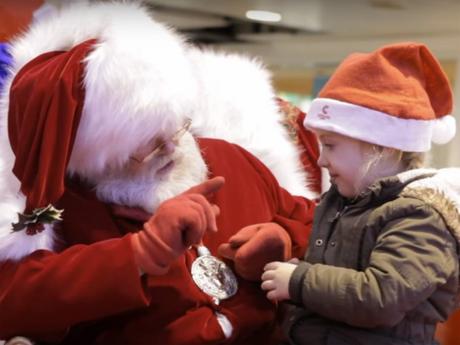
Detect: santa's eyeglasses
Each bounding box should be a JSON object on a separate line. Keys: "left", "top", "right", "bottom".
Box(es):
{"left": 129, "top": 118, "right": 192, "bottom": 164}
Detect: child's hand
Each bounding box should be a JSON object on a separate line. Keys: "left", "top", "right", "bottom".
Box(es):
{"left": 288, "top": 257, "right": 300, "bottom": 265}
{"left": 261, "top": 261, "right": 297, "bottom": 301}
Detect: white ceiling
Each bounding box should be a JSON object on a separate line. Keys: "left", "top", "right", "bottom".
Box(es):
{"left": 146, "top": 0, "right": 460, "bottom": 69}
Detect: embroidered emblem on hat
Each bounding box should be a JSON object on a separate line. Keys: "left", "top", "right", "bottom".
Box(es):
{"left": 317, "top": 105, "right": 330, "bottom": 120}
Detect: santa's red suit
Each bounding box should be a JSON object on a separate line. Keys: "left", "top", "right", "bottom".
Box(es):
{"left": 0, "top": 2, "right": 319, "bottom": 344}
{"left": 0, "top": 138, "right": 313, "bottom": 344}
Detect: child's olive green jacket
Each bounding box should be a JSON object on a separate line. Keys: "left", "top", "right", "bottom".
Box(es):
{"left": 285, "top": 168, "right": 460, "bottom": 345}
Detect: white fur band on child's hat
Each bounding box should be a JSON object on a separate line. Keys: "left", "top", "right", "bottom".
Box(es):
{"left": 304, "top": 42, "right": 456, "bottom": 152}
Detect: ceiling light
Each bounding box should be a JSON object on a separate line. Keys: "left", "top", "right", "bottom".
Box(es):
{"left": 369, "top": 0, "right": 405, "bottom": 10}
{"left": 245, "top": 10, "right": 282, "bottom": 23}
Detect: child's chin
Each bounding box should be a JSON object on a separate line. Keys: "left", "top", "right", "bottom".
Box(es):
{"left": 337, "top": 185, "right": 356, "bottom": 199}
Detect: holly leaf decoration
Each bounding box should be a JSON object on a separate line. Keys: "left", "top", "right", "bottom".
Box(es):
{"left": 11, "top": 204, "right": 63, "bottom": 233}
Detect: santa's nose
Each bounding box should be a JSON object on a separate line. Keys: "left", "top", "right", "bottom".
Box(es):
{"left": 159, "top": 140, "right": 175, "bottom": 156}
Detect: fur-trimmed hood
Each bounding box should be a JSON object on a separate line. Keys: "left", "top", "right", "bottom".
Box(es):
{"left": 398, "top": 168, "right": 460, "bottom": 244}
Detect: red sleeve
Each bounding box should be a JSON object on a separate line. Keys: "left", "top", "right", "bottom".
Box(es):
{"left": 272, "top": 192, "right": 314, "bottom": 258}
{"left": 0, "top": 234, "right": 150, "bottom": 341}
{"left": 231, "top": 144, "right": 315, "bottom": 258}
{"left": 296, "top": 112, "right": 321, "bottom": 195}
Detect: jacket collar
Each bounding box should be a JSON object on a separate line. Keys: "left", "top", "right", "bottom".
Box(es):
{"left": 331, "top": 169, "right": 437, "bottom": 208}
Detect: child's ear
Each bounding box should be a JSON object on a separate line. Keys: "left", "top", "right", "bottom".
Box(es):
{"left": 381, "top": 148, "right": 406, "bottom": 173}
{"left": 360, "top": 142, "right": 383, "bottom": 162}
{"left": 383, "top": 147, "right": 402, "bottom": 161}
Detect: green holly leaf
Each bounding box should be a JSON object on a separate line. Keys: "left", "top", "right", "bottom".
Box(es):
{"left": 11, "top": 204, "right": 63, "bottom": 233}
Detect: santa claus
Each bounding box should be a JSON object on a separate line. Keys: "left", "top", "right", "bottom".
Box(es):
{"left": 0, "top": 2, "right": 317, "bottom": 344}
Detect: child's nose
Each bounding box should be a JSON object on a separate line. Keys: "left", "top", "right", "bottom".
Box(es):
{"left": 317, "top": 152, "right": 328, "bottom": 168}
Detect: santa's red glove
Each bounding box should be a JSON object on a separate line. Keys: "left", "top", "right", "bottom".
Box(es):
{"left": 218, "top": 222, "right": 292, "bottom": 281}
{"left": 131, "top": 177, "right": 224, "bottom": 275}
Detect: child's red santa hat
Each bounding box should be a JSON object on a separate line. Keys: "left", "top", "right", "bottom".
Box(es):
{"left": 0, "top": 2, "right": 197, "bottom": 260}
{"left": 305, "top": 42, "right": 455, "bottom": 152}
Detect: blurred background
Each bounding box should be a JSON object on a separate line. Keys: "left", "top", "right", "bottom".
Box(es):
{"left": 0, "top": 1, "right": 459, "bottom": 342}
{"left": 143, "top": 0, "right": 460, "bottom": 169}
{"left": 135, "top": 0, "right": 459, "bottom": 169}
{"left": 1, "top": 0, "right": 459, "bottom": 168}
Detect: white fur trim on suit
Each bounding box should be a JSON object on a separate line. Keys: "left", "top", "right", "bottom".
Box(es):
{"left": 0, "top": 224, "right": 57, "bottom": 262}
{"left": 305, "top": 98, "right": 443, "bottom": 152}
{"left": 0, "top": 2, "right": 197, "bottom": 260}
{"left": 187, "top": 48, "right": 314, "bottom": 199}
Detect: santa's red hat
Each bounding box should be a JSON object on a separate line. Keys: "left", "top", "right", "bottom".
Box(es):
{"left": 0, "top": 2, "right": 197, "bottom": 260}
{"left": 305, "top": 42, "right": 455, "bottom": 152}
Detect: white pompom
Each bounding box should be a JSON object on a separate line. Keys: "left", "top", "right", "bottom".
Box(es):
{"left": 432, "top": 115, "right": 456, "bottom": 145}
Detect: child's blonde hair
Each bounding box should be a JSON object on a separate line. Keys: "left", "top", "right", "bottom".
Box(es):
{"left": 399, "top": 151, "right": 426, "bottom": 170}
{"left": 356, "top": 143, "right": 426, "bottom": 193}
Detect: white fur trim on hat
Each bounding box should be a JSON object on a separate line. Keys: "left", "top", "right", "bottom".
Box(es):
{"left": 305, "top": 98, "right": 438, "bottom": 152}
{"left": 432, "top": 115, "right": 456, "bottom": 145}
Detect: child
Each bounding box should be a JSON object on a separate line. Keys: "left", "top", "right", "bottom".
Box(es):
{"left": 261, "top": 42, "right": 460, "bottom": 345}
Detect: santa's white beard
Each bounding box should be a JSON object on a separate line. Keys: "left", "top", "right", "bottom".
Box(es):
{"left": 93, "top": 134, "right": 208, "bottom": 213}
